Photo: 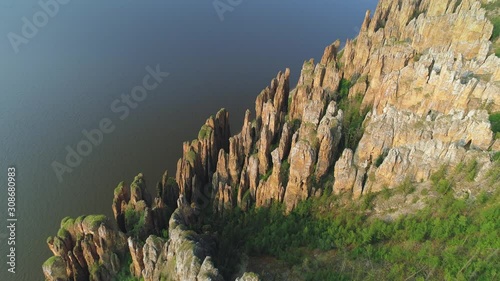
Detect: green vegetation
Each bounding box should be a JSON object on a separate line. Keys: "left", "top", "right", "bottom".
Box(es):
{"left": 186, "top": 150, "right": 197, "bottom": 166}
{"left": 381, "top": 186, "right": 393, "bottom": 199}
{"left": 335, "top": 78, "right": 371, "bottom": 151}
{"left": 280, "top": 160, "right": 291, "bottom": 186}
{"left": 486, "top": 152, "right": 500, "bottom": 185}
{"left": 430, "top": 166, "right": 454, "bottom": 195}
{"left": 206, "top": 159, "right": 500, "bottom": 280}
{"left": 114, "top": 182, "right": 125, "bottom": 196}
{"left": 374, "top": 150, "right": 388, "bottom": 167}
{"left": 124, "top": 207, "right": 146, "bottom": 238}
{"left": 260, "top": 168, "right": 273, "bottom": 181}
{"left": 288, "top": 118, "right": 302, "bottom": 134}
{"left": 60, "top": 216, "right": 75, "bottom": 231}
{"left": 397, "top": 177, "right": 416, "bottom": 195}
{"left": 198, "top": 124, "right": 213, "bottom": 140}
{"left": 113, "top": 254, "right": 143, "bottom": 281}
{"left": 43, "top": 256, "right": 61, "bottom": 268}
{"left": 482, "top": 1, "right": 500, "bottom": 56}
{"left": 83, "top": 215, "right": 108, "bottom": 230}
{"left": 489, "top": 112, "right": 500, "bottom": 139}
{"left": 89, "top": 262, "right": 101, "bottom": 277}
{"left": 338, "top": 78, "right": 352, "bottom": 100}
{"left": 413, "top": 52, "right": 422, "bottom": 62}
{"left": 465, "top": 160, "right": 480, "bottom": 182}
{"left": 339, "top": 95, "right": 370, "bottom": 151}
{"left": 57, "top": 228, "right": 69, "bottom": 239}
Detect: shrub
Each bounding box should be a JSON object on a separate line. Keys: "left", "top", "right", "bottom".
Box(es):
{"left": 338, "top": 79, "right": 351, "bottom": 99}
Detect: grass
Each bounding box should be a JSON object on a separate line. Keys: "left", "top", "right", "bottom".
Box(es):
{"left": 280, "top": 160, "right": 290, "bottom": 187}
{"left": 112, "top": 254, "right": 143, "bottom": 281}
{"left": 486, "top": 153, "right": 500, "bottom": 185}
{"left": 335, "top": 78, "right": 371, "bottom": 152}
{"left": 338, "top": 78, "right": 351, "bottom": 100}
{"left": 338, "top": 92, "right": 370, "bottom": 151}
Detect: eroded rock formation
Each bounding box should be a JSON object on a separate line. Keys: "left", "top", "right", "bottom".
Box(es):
{"left": 195, "top": 0, "right": 500, "bottom": 213}
{"left": 45, "top": 0, "right": 500, "bottom": 279}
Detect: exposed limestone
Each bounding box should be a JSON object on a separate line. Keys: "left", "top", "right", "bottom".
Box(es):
{"left": 333, "top": 149, "right": 357, "bottom": 195}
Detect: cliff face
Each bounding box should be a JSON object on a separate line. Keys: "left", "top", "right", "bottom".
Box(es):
{"left": 43, "top": 215, "right": 127, "bottom": 281}
{"left": 175, "top": 0, "right": 499, "bottom": 213}
{"left": 44, "top": 0, "right": 499, "bottom": 280}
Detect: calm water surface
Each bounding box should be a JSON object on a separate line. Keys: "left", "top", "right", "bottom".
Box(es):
{"left": 0, "top": 0, "right": 377, "bottom": 279}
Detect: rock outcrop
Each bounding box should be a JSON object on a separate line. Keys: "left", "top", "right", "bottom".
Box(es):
{"left": 43, "top": 215, "right": 127, "bottom": 281}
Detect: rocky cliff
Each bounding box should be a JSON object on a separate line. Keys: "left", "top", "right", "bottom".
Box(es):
{"left": 176, "top": 0, "right": 499, "bottom": 214}
{"left": 44, "top": 0, "right": 499, "bottom": 280}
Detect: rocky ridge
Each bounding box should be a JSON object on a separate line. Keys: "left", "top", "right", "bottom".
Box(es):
{"left": 44, "top": 0, "right": 499, "bottom": 280}
{"left": 174, "top": 0, "right": 500, "bottom": 214}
